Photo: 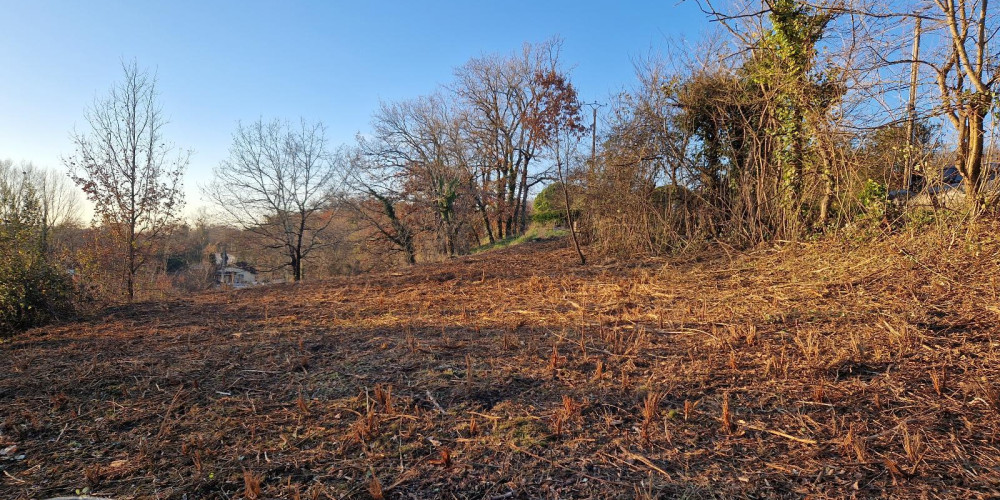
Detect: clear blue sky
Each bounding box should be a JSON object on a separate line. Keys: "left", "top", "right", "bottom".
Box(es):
{"left": 0, "top": 0, "right": 711, "bottom": 217}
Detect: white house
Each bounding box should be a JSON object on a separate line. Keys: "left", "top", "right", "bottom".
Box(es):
{"left": 216, "top": 266, "right": 258, "bottom": 289}
{"left": 211, "top": 250, "right": 258, "bottom": 289}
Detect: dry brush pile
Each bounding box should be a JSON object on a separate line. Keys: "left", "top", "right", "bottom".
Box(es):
{"left": 2, "top": 226, "right": 1000, "bottom": 499}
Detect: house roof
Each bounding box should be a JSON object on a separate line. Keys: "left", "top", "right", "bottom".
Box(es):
{"left": 217, "top": 266, "right": 257, "bottom": 275}
{"left": 232, "top": 261, "right": 258, "bottom": 274}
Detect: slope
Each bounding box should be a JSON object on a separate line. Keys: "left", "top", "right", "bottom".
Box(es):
{"left": 2, "top": 230, "right": 1000, "bottom": 499}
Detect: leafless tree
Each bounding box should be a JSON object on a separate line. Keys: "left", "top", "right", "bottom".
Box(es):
{"left": 205, "top": 118, "right": 345, "bottom": 282}
{"left": 1, "top": 161, "right": 82, "bottom": 254}
{"left": 64, "top": 60, "right": 187, "bottom": 301}
{"left": 926, "top": 0, "right": 999, "bottom": 208}
{"left": 342, "top": 144, "right": 421, "bottom": 265}
{"left": 367, "top": 95, "right": 470, "bottom": 257}
{"left": 37, "top": 167, "right": 82, "bottom": 231}
{"left": 454, "top": 39, "right": 564, "bottom": 241}
{"left": 0, "top": 160, "right": 82, "bottom": 232}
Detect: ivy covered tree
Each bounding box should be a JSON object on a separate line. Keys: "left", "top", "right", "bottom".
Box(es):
{"left": 744, "top": 0, "right": 837, "bottom": 229}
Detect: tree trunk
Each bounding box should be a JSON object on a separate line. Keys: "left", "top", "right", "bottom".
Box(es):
{"left": 404, "top": 238, "right": 416, "bottom": 265}
{"left": 505, "top": 166, "right": 519, "bottom": 237}
{"left": 518, "top": 160, "right": 530, "bottom": 233}
{"left": 445, "top": 220, "right": 456, "bottom": 257}
{"left": 904, "top": 17, "right": 922, "bottom": 191}
{"left": 127, "top": 221, "right": 136, "bottom": 302}
{"left": 818, "top": 153, "right": 834, "bottom": 226}
{"left": 965, "top": 106, "right": 987, "bottom": 212}
{"left": 292, "top": 254, "right": 302, "bottom": 282}
{"left": 293, "top": 217, "right": 306, "bottom": 282}
{"left": 495, "top": 167, "right": 509, "bottom": 239}
{"left": 476, "top": 171, "right": 496, "bottom": 244}
{"left": 556, "top": 145, "right": 585, "bottom": 265}
{"left": 479, "top": 202, "right": 495, "bottom": 244}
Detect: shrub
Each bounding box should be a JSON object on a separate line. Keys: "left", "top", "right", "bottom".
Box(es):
{"left": 533, "top": 182, "right": 583, "bottom": 224}
{"left": 0, "top": 175, "right": 75, "bottom": 336}
{"left": 0, "top": 251, "right": 75, "bottom": 336}
{"left": 907, "top": 208, "right": 936, "bottom": 231}
{"left": 857, "top": 178, "right": 888, "bottom": 218}
{"left": 846, "top": 179, "right": 905, "bottom": 241}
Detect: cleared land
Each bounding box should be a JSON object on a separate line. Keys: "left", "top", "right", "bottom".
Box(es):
{"left": 3, "top": 230, "right": 1000, "bottom": 499}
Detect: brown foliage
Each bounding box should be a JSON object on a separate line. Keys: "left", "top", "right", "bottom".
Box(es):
{"left": 5, "top": 226, "right": 1000, "bottom": 497}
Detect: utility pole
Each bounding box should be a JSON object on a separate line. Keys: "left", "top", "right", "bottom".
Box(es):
{"left": 585, "top": 102, "right": 603, "bottom": 168}
{"left": 904, "top": 16, "right": 922, "bottom": 192}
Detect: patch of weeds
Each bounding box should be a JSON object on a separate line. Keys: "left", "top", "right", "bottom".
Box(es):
{"left": 497, "top": 416, "right": 548, "bottom": 447}
{"left": 471, "top": 223, "right": 568, "bottom": 254}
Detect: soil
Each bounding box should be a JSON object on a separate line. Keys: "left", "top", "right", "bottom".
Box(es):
{"left": 3, "top": 232, "right": 1000, "bottom": 499}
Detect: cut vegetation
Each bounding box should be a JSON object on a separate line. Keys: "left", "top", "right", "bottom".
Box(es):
{"left": 3, "top": 226, "right": 1000, "bottom": 499}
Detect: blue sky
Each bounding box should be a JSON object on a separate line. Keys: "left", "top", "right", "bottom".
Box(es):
{"left": 0, "top": 0, "right": 711, "bottom": 216}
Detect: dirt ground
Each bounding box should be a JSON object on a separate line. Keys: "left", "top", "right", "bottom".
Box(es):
{"left": 3, "top": 229, "right": 1000, "bottom": 499}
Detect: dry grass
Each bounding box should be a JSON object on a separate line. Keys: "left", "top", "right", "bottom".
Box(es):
{"left": 3, "top": 225, "right": 1000, "bottom": 498}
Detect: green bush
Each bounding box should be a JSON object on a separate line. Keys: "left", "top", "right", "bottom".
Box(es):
{"left": 531, "top": 209, "right": 565, "bottom": 224}
{"left": 857, "top": 178, "right": 888, "bottom": 217}
{"left": 533, "top": 182, "right": 583, "bottom": 224}
{"left": 846, "top": 179, "right": 904, "bottom": 241}
{"left": 0, "top": 174, "right": 75, "bottom": 336}
{"left": 0, "top": 251, "right": 75, "bottom": 336}
{"left": 907, "top": 208, "right": 936, "bottom": 231}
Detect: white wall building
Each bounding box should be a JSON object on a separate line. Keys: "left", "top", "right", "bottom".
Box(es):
{"left": 216, "top": 266, "right": 257, "bottom": 289}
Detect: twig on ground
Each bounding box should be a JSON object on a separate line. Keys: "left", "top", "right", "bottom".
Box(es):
{"left": 738, "top": 420, "right": 818, "bottom": 445}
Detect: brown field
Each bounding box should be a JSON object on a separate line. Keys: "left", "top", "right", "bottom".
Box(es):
{"left": 3, "top": 230, "right": 1000, "bottom": 499}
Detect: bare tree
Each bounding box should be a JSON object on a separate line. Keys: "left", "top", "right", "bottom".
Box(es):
{"left": 342, "top": 145, "right": 421, "bottom": 265}
{"left": 0, "top": 160, "right": 82, "bottom": 233}
{"left": 206, "top": 118, "right": 345, "bottom": 282}
{"left": 367, "top": 95, "right": 470, "bottom": 257}
{"left": 927, "top": 0, "right": 999, "bottom": 209}
{"left": 454, "top": 39, "right": 564, "bottom": 240}
{"left": 38, "top": 167, "right": 82, "bottom": 231}
{"left": 64, "top": 60, "right": 187, "bottom": 301}
{"left": 31, "top": 163, "right": 82, "bottom": 254}
{"left": 832, "top": 0, "right": 1000, "bottom": 211}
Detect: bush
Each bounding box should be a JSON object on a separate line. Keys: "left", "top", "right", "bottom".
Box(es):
{"left": 857, "top": 179, "right": 888, "bottom": 218}
{"left": 846, "top": 179, "right": 906, "bottom": 241}
{"left": 533, "top": 182, "right": 583, "bottom": 224}
{"left": 0, "top": 170, "right": 76, "bottom": 336}
{"left": 0, "top": 251, "right": 75, "bottom": 336}
{"left": 907, "top": 208, "right": 936, "bottom": 231}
